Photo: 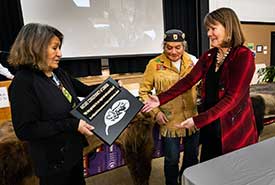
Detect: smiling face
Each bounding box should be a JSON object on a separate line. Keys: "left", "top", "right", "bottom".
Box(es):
{"left": 45, "top": 36, "right": 62, "bottom": 74}
{"left": 206, "top": 21, "right": 226, "bottom": 49}
{"left": 164, "top": 42, "right": 184, "bottom": 62}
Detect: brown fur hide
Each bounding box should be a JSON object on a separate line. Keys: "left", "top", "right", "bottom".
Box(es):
{"left": 0, "top": 121, "right": 38, "bottom": 185}
{"left": 250, "top": 83, "right": 275, "bottom": 135}
{"left": 119, "top": 113, "right": 154, "bottom": 185}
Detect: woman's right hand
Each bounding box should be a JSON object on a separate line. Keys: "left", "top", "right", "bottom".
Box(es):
{"left": 141, "top": 94, "right": 160, "bottom": 112}
{"left": 155, "top": 111, "right": 168, "bottom": 125}
{"left": 78, "top": 120, "right": 94, "bottom": 136}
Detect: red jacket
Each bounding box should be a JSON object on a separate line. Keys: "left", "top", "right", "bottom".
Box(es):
{"left": 158, "top": 46, "right": 258, "bottom": 154}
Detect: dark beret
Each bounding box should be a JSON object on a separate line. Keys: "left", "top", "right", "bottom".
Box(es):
{"left": 164, "top": 29, "right": 185, "bottom": 42}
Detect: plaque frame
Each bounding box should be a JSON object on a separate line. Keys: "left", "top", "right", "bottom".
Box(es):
{"left": 71, "top": 77, "right": 143, "bottom": 145}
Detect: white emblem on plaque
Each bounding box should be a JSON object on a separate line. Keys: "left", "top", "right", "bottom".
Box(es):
{"left": 104, "top": 99, "right": 130, "bottom": 135}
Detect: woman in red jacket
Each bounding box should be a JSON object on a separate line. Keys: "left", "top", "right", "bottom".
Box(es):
{"left": 142, "top": 7, "right": 258, "bottom": 162}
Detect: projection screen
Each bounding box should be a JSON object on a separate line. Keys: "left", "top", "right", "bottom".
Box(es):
{"left": 21, "top": 0, "right": 164, "bottom": 58}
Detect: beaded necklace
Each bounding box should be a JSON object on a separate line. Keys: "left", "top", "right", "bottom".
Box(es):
{"left": 215, "top": 47, "right": 231, "bottom": 72}
{"left": 51, "top": 72, "right": 74, "bottom": 106}
{"left": 51, "top": 72, "right": 62, "bottom": 88}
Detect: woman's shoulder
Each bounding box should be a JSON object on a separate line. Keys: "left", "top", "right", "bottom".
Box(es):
{"left": 202, "top": 47, "right": 216, "bottom": 56}
{"left": 145, "top": 54, "right": 164, "bottom": 68}
{"left": 234, "top": 45, "right": 250, "bottom": 52}
{"left": 198, "top": 47, "right": 217, "bottom": 60}
{"left": 13, "top": 69, "right": 44, "bottom": 86}
{"left": 10, "top": 69, "right": 35, "bottom": 92}
{"left": 232, "top": 46, "right": 254, "bottom": 58}
{"left": 14, "top": 69, "right": 34, "bottom": 81}
{"left": 148, "top": 54, "right": 163, "bottom": 63}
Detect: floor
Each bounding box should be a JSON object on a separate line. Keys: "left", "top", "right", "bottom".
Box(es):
{"left": 86, "top": 157, "right": 164, "bottom": 185}
{"left": 85, "top": 123, "right": 275, "bottom": 185}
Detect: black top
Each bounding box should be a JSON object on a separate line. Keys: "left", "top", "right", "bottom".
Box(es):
{"left": 200, "top": 54, "right": 222, "bottom": 143}
{"left": 9, "top": 67, "right": 98, "bottom": 176}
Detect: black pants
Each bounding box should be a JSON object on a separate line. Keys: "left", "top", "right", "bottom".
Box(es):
{"left": 200, "top": 138, "right": 222, "bottom": 162}
{"left": 39, "top": 159, "right": 86, "bottom": 185}
{"left": 199, "top": 120, "right": 222, "bottom": 162}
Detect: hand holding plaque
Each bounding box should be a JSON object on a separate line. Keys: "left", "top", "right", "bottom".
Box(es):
{"left": 71, "top": 77, "right": 143, "bottom": 145}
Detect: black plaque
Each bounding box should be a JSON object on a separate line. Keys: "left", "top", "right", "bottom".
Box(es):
{"left": 71, "top": 77, "right": 143, "bottom": 145}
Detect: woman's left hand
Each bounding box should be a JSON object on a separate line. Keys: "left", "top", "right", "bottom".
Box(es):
{"left": 175, "top": 117, "right": 195, "bottom": 129}
{"left": 78, "top": 120, "right": 94, "bottom": 136}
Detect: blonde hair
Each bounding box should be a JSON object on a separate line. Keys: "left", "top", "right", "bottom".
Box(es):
{"left": 204, "top": 7, "right": 245, "bottom": 48}
{"left": 8, "top": 23, "right": 63, "bottom": 71}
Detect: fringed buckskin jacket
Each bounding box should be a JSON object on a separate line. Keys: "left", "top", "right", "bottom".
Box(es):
{"left": 139, "top": 52, "right": 198, "bottom": 137}
{"left": 158, "top": 46, "right": 258, "bottom": 154}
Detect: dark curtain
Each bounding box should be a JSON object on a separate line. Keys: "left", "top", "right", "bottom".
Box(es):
{"left": 108, "top": 55, "right": 158, "bottom": 74}
{"left": 0, "top": 0, "right": 23, "bottom": 80}
{"left": 59, "top": 58, "right": 102, "bottom": 77}
{"left": 197, "top": 0, "right": 209, "bottom": 56}
{"left": 163, "top": 0, "right": 209, "bottom": 57}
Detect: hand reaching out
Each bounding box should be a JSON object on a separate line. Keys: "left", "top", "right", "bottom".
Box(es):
{"left": 175, "top": 117, "right": 195, "bottom": 129}
{"left": 78, "top": 119, "right": 94, "bottom": 136}
{"left": 141, "top": 94, "right": 160, "bottom": 112}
